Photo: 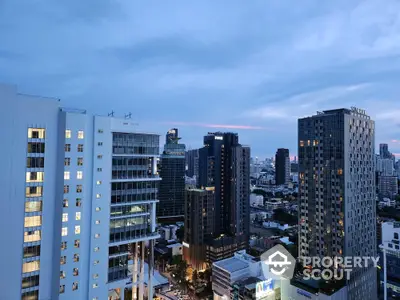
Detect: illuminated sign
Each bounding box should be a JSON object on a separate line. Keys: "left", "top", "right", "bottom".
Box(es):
{"left": 215, "top": 136, "right": 223, "bottom": 140}
{"left": 182, "top": 242, "right": 190, "bottom": 248}
{"left": 255, "top": 279, "right": 273, "bottom": 299}
{"left": 297, "top": 289, "right": 312, "bottom": 299}
{"left": 350, "top": 107, "right": 366, "bottom": 115}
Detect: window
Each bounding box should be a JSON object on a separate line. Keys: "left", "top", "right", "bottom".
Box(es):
{"left": 95, "top": 220, "right": 100, "bottom": 225}
{"left": 23, "top": 245, "right": 41, "bottom": 258}
{"left": 72, "top": 282, "right": 78, "bottom": 291}
{"left": 97, "top": 168, "right": 102, "bottom": 172}
{"left": 75, "top": 225, "right": 81, "bottom": 235}
{"left": 93, "top": 284, "right": 99, "bottom": 289}
{"left": 22, "top": 275, "right": 40, "bottom": 289}
{"left": 62, "top": 227, "right": 68, "bottom": 236}
{"left": 60, "top": 256, "right": 66, "bottom": 265}
{"left": 96, "top": 193, "right": 101, "bottom": 199}
{"left": 25, "top": 201, "right": 42, "bottom": 213}
{"left": 76, "top": 185, "right": 82, "bottom": 193}
{"left": 60, "top": 285, "right": 65, "bottom": 294}
{"left": 24, "top": 230, "right": 41, "bottom": 242}
{"left": 94, "top": 260, "right": 99, "bottom": 265}
{"left": 93, "top": 274, "right": 99, "bottom": 279}
{"left": 395, "top": 233, "right": 399, "bottom": 240}
{"left": 23, "top": 261, "right": 40, "bottom": 273}
{"left": 28, "top": 128, "right": 45, "bottom": 139}
{"left": 77, "top": 171, "right": 83, "bottom": 180}
{"left": 63, "top": 199, "right": 68, "bottom": 208}
{"left": 62, "top": 213, "right": 68, "bottom": 223}
{"left": 98, "top": 129, "right": 103, "bottom": 133}
{"left": 77, "top": 157, "right": 83, "bottom": 166}
{"left": 64, "top": 171, "right": 70, "bottom": 180}
{"left": 27, "top": 157, "right": 45, "bottom": 168}
{"left": 61, "top": 241, "right": 67, "bottom": 250}
{"left": 65, "top": 158, "right": 71, "bottom": 166}
{"left": 65, "top": 144, "right": 71, "bottom": 152}
{"left": 94, "top": 247, "right": 100, "bottom": 252}
{"left": 76, "top": 212, "right": 81, "bottom": 221}
{"left": 76, "top": 198, "right": 82, "bottom": 207}
{"left": 94, "top": 233, "right": 100, "bottom": 239}
{"left": 73, "top": 268, "right": 79, "bottom": 276}
{"left": 98, "top": 142, "right": 103, "bottom": 146}
{"left": 96, "top": 180, "right": 102, "bottom": 185}
{"left": 65, "top": 130, "right": 71, "bottom": 139}
{"left": 60, "top": 271, "right": 66, "bottom": 279}
{"left": 77, "top": 144, "right": 84, "bottom": 152}
{"left": 26, "top": 186, "right": 43, "bottom": 197}
{"left": 64, "top": 185, "right": 69, "bottom": 194}
{"left": 26, "top": 172, "right": 44, "bottom": 183}
{"left": 74, "top": 239, "right": 80, "bottom": 248}
{"left": 24, "top": 216, "right": 42, "bottom": 227}
{"left": 28, "top": 142, "right": 45, "bottom": 153}
{"left": 95, "top": 207, "right": 101, "bottom": 212}
{"left": 97, "top": 155, "right": 102, "bottom": 159}
{"left": 74, "top": 254, "right": 80, "bottom": 262}
{"left": 78, "top": 131, "right": 84, "bottom": 139}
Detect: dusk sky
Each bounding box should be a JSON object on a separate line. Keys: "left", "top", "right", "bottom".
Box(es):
{"left": 1, "top": 0, "right": 400, "bottom": 158}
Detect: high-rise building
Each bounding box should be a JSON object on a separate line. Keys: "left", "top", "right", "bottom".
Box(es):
{"left": 157, "top": 128, "right": 186, "bottom": 220}
{"left": 0, "top": 84, "right": 160, "bottom": 300}
{"left": 197, "top": 132, "right": 250, "bottom": 262}
{"left": 378, "top": 176, "right": 399, "bottom": 198}
{"left": 275, "top": 148, "right": 290, "bottom": 185}
{"left": 380, "top": 143, "right": 395, "bottom": 160}
{"left": 298, "top": 108, "right": 377, "bottom": 300}
{"left": 185, "top": 148, "right": 199, "bottom": 179}
{"left": 183, "top": 187, "right": 215, "bottom": 270}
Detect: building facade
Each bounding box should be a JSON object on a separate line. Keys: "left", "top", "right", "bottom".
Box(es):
{"left": 185, "top": 148, "right": 199, "bottom": 179}
{"left": 298, "top": 108, "right": 377, "bottom": 300}
{"left": 157, "top": 128, "right": 186, "bottom": 220}
{"left": 275, "top": 148, "right": 290, "bottom": 186}
{"left": 0, "top": 84, "right": 160, "bottom": 300}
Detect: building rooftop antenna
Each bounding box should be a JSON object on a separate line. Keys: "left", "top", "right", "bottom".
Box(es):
{"left": 125, "top": 112, "right": 132, "bottom": 119}
{"left": 108, "top": 110, "right": 114, "bottom": 117}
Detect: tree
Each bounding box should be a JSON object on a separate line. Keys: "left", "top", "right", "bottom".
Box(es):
{"left": 170, "top": 255, "right": 182, "bottom": 265}
{"left": 176, "top": 226, "right": 184, "bottom": 241}
{"left": 192, "top": 270, "right": 198, "bottom": 287}
{"left": 273, "top": 208, "right": 298, "bottom": 225}
{"left": 252, "top": 189, "right": 267, "bottom": 197}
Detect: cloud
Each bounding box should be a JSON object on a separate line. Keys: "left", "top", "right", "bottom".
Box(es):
{"left": 163, "top": 122, "right": 267, "bottom": 130}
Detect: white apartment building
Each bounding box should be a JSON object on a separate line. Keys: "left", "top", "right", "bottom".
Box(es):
{"left": 0, "top": 84, "right": 160, "bottom": 300}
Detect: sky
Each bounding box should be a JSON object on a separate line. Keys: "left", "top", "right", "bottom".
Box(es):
{"left": 1, "top": 0, "right": 400, "bottom": 158}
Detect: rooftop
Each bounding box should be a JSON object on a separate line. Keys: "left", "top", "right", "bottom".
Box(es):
{"left": 214, "top": 257, "right": 249, "bottom": 273}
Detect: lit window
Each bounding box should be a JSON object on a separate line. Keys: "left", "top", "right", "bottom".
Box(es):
{"left": 94, "top": 233, "right": 100, "bottom": 239}
{"left": 72, "top": 282, "right": 78, "bottom": 291}
{"left": 94, "top": 247, "right": 99, "bottom": 252}
{"left": 93, "top": 274, "right": 99, "bottom": 279}
{"left": 94, "top": 260, "right": 99, "bottom": 265}
{"left": 76, "top": 212, "right": 81, "bottom": 221}
{"left": 75, "top": 225, "right": 80, "bottom": 235}
{"left": 65, "top": 144, "right": 71, "bottom": 152}
{"left": 96, "top": 194, "right": 101, "bottom": 199}
{"left": 97, "top": 155, "right": 102, "bottom": 159}
{"left": 22, "top": 261, "right": 40, "bottom": 273}
{"left": 60, "top": 285, "right": 65, "bottom": 294}
{"left": 76, "top": 185, "right": 82, "bottom": 193}
{"left": 26, "top": 186, "right": 43, "bottom": 197}
{"left": 76, "top": 198, "right": 82, "bottom": 207}
{"left": 78, "top": 131, "right": 84, "bottom": 139}
{"left": 74, "top": 239, "right": 80, "bottom": 248}
{"left": 60, "top": 256, "right": 67, "bottom": 265}
{"left": 97, "top": 168, "right": 102, "bottom": 172}
{"left": 60, "top": 271, "right": 66, "bottom": 279}
{"left": 65, "top": 130, "right": 71, "bottom": 139}
{"left": 28, "top": 128, "right": 45, "bottom": 139}
{"left": 63, "top": 199, "right": 68, "bottom": 208}
{"left": 65, "top": 158, "right": 71, "bottom": 166}
{"left": 73, "top": 268, "right": 79, "bottom": 276}
{"left": 96, "top": 180, "right": 102, "bottom": 185}
{"left": 77, "top": 171, "right": 83, "bottom": 180}
{"left": 95, "top": 220, "right": 100, "bottom": 225}
{"left": 24, "top": 230, "right": 41, "bottom": 242}
{"left": 74, "top": 254, "right": 80, "bottom": 262}
{"left": 62, "top": 227, "right": 68, "bottom": 236}
{"left": 62, "top": 213, "right": 68, "bottom": 222}
{"left": 26, "top": 172, "right": 44, "bottom": 183}
{"left": 64, "top": 185, "right": 69, "bottom": 194}
{"left": 61, "top": 241, "right": 67, "bottom": 250}
{"left": 25, "top": 201, "right": 42, "bottom": 213}
{"left": 77, "top": 157, "right": 83, "bottom": 166}
{"left": 95, "top": 207, "right": 101, "bottom": 212}
{"left": 77, "top": 144, "right": 84, "bottom": 152}
{"left": 24, "top": 216, "right": 42, "bottom": 227}
{"left": 93, "top": 284, "right": 99, "bottom": 289}
{"left": 64, "top": 171, "right": 70, "bottom": 180}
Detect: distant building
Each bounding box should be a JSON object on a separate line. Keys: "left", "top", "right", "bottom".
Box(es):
{"left": 275, "top": 148, "right": 290, "bottom": 185}
{"left": 158, "top": 129, "right": 186, "bottom": 220}
{"left": 378, "top": 176, "right": 398, "bottom": 199}
{"left": 281, "top": 279, "right": 348, "bottom": 300}
{"left": 185, "top": 148, "right": 199, "bottom": 179}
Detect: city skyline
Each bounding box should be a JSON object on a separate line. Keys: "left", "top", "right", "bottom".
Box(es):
{"left": 2, "top": 1, "right": 400, "bottom": 157}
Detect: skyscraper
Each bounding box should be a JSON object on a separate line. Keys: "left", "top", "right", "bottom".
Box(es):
{"left": 275, "top": 148, "right": 290, "bottom": 185}
{"left": 157, "top": 128, "right": 186, "bottom": 220}
{"left": 0, "top": 84, "right": 160, "bottom": 300}
{"left": 197, "top": 132, "right": 250, "bottom": 262}
{"left": 185, "top": 148, "right": 199, "bottom": 179}
{"left": 298, "top": 108, "right": 377, "bottom": 300}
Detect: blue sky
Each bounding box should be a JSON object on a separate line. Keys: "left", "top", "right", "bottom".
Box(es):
{"left": 1, "top": 0, "right": 400, "bottom": 158}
